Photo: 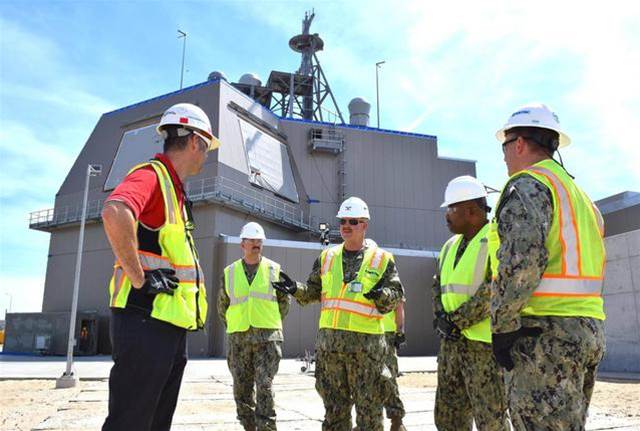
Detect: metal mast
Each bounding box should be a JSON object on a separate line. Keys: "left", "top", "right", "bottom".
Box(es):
{"left": 286, "top": 11, "right": 345, "bottom": 124}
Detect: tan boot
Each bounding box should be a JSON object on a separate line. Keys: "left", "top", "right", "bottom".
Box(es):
{"left": 390, "top": 416, "right": 407, "bottom": 431}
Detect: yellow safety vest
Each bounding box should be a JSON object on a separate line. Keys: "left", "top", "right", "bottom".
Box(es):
{"left": 439, "top": 224, "right": 492, "bottom": 343}
{"left": 224, "top": 257, "right": 282, "bottom": 333}
{"left": 319, "top": 244, "right": 393, "bottom": 334}
{"left": 491, "top": 159, "right": 606, "bottom": 320}
{"left": 108, "top": 160, "right": 208, "bottom": 330}
{"left": 382, "top": 310, "right": 397, "bottom": 333}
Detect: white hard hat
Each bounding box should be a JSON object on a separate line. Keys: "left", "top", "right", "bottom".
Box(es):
{"left": 157, "top": 103, "right": 221, "bottom": 151}
{"left": 336, "top": 197, "right": 370, "bottom": 219}
{"left": 441, "top": 176, "right": 488, "bottom": 207}
{"left": 495, "top": 103, "right": 570, "bottom": 148}
{"left": 239, "top": 222, "right": 266, "bottom": 240}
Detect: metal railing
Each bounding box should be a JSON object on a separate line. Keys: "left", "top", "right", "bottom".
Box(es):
{"left": 319, "top": 106, "right": 342, "bottom": 125}
{"left": 29, "top": 176, "right": 310, "bottom": 231}
{"left": 186, "top": 176, "right": 308, "bottom": 230}
{"left": 29, "top": 199, "right": 105, "bottom": 229}
{"left": 309, "top": 127, "right": 344, "bottom": 154}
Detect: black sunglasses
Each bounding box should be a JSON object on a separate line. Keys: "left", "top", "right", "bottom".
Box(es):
{"left": 503, "top": 135, "right": 541, "bottom": 151}
{"left": 340, "top": 219, "right": 363, "bottom": 226}
{"left": 502, "top": 136, "right": 518, "bottom": 151}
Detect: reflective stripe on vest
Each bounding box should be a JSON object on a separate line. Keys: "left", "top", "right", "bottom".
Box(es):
{"left": 535, "top": 277, "right": 603, "bottom": 297}
{"left": 156, "top": 166, "right": 177, "bottom": 225}
{"left": 530, "top": 165, "right": 581, "bottom": 276}
{"left": 370, "top": 248, "right": 386, "bottom": 270}
{"left": 321, "top": 296, "right": 383, "bottom": 319}
{"left": 226, "top": 262, "right": 244, "bottom": 305}
{"left": 321, "top": 248, "right": 337, "bottom": 276}
{"left": 138, "top": 251, "right": 199, "bottom": 283}
{"left": 438, "top": 238, "right": 455, "bottom": 273}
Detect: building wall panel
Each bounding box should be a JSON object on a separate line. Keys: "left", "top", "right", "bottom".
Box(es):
{"left": 600, "top": 229, "right": 640, "bottom": 372}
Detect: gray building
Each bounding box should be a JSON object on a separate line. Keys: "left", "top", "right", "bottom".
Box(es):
{"left": 596, "top": 191, "right": 640, "bottom": 237}
{"left": 9, "top": 76, "right": 475, "bottom": 358}
{"left": 596, "top": 191, "right": 640, "bottom": 373}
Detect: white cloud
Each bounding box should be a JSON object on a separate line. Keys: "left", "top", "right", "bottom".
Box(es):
{"left": 0, "top": 122, "right": 77, "bottom": 201}
{"left": 0, "top": 275, "right": 45, "bottom": 319}
{"left": 0, "top": 15, "right": 117, "bottom": 317}
{"left": 0, "top": 16, "right": 61, "bottom": 77}
{"left": 392, "top": 4, "right": 633, "bottom": 199}
{"left": 1, "top": 83, "right": 115, "bottom": 118}
{"left": 239, "top": 1, "right": 640, "bottom": 198}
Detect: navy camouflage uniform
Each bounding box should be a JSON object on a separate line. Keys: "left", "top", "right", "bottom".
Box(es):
{"left": 433, "top": 235, "right": 509, "bottom": 430}
{"left": 218, "top": 260, "right": 290, "bottom": 431}
{"left": 383, "top": 330, "right": 405, "bottom": 421}
{"left": 492, "top": 175, "right": 605, "bottom": 430}
{"left": 293, "top": 244, "right": 404, "bottom": 431}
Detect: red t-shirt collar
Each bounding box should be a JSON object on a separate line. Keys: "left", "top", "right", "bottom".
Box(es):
{"left": 154, "top": 153, "right": 183, "bottom": 191}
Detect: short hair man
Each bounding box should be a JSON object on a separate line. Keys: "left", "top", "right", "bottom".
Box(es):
{"left": 217, "top": 222, "right": 290, "bottom": 431}
{"left": 491, "top": 103, "right": 606, "bottom": 429}
{"left": 433, "top": 176, "right": 509, "bottom": 430}
{"left": 102, "top": 103, "right": 220, "bottom": 430}
{"left": 272, "top": 197, "right": 405, "bottom": 431}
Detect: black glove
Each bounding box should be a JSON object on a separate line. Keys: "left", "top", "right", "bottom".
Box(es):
{"left": 492, "top": 327, "right": 543, "bottom": 371}
{"left": 393, "top": 332, "right": 406, "bottom": 350}
{"left": 272, "top": 271, "right": 297, "bottom": 295}
{"left": 433, "top": 311, "right": 461, "bottom": 341}
{"left": 142, "top": 268, "right": 179, "bottom": 296}
{"left": 363, "top": 279, "right": 384, "bottom": 300}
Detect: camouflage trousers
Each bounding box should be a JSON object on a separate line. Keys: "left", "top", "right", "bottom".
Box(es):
{"left": 383, "top": 333, "right": 405, "bottom": 419}
{"left": 227, "top": 340, "right": 282, "bottom": 431}
{"left": 507, "top": 316, "right": 605, "bottom": 431}
{"left": 435, "top": 336, "right": 509, "bottom": 431}
{"left": 315, "top": 349, "right": 387, "bottom": 431}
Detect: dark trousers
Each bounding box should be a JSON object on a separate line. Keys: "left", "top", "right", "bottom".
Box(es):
{"left": 102, "top": 309, "right": 187, "bottom": 431}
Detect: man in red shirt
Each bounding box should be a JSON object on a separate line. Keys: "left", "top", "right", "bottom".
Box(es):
{"left": 101, "top": 103, "right": 220, "bottom": 431}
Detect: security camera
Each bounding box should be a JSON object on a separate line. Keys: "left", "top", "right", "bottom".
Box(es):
{"left": 319, "top": 222, "right": 330, "bottom": 247}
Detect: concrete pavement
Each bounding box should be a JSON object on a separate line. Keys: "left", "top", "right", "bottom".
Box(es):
{"left": 0, "top": 355, "right": 437, "bottom": 380}
{"left": 2, "top": 355, "right": 639, "bottom": 430}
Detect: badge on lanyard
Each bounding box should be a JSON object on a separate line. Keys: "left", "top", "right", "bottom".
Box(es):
{"left": 348, "top": 281, "right": 363, "bottom": 293}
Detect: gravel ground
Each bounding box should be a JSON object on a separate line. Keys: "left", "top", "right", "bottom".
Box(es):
{"left": 398, "top": 372, "right": 640, "bottom": 420}
{"left": 1, "top": 374, "right": 638, "bottom": 430}
{"left": 0, "top": 380, "right": 85, "bottom": 431}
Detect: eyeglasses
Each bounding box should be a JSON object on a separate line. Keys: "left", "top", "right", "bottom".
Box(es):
{"left": 340, "top": 219, "right": 363, "bottom": 226}
{"left": 502, "top": 135, "right": 541, "bottom": 153}
{"left": 193, "top": 131, "right": 210, "bottom": 153}
{"left": 502, "top": 136, "right": 518, "bottom": 152}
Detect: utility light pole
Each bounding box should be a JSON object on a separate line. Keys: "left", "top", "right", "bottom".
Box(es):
{"left": 375, "top": 60, "right": 385, "bottom": 128}
{"left": 2, "top": 292, "right": 11, "bottom": 317}
{"left": 178, "top": 30, "right": 187, "bottom": 90}
{"left": 56, "top": 164, "right": 102, "bottom": 389}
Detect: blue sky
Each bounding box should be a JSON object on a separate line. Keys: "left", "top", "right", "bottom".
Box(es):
{"left": 1, "top": 0, "right": 639, "bottom": 317}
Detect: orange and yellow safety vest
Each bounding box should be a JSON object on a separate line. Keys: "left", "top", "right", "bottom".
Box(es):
{"left": 490, "top": 159, "right": 606, "bottom": 319}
